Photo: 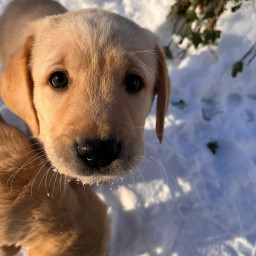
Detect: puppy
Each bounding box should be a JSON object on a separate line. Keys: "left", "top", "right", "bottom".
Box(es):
{"left": 0, "top": 115, "right": 110, "bottom": 256}
{"left": 0, "top": 0, "right": 170, "bottom": 183}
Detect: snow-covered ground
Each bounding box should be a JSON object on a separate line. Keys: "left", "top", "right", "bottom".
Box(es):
{"left": 1, "top": 0, "right": 256, "bottom": 255}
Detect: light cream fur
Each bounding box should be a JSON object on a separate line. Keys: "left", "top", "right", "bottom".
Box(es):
{"left": 0, "top": 116, "right": 110, "bottom": 256}
{"left": 0, "top": 0, "right": 171, "bottom": 183}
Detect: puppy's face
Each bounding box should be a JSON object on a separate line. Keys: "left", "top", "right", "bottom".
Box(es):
{"left": 0, "top": 9, "right": 170, "bottom": 183}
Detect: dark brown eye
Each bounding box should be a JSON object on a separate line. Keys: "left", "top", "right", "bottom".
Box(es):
{"left": 125, "top": 74, "right": 143, "bottom": 93}
{"left": 49, "top": 72, "right": 69, "bottom": 89}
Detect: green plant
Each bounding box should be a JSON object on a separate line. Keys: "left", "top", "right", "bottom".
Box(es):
{"left": 165, "top": 0, "right": 245, "bottom": 59}
{"left": 207, "top": 141, "right": 219, "bottom": 155}
{"left": 231, "top": 41, "right": 256, "bottom": 78}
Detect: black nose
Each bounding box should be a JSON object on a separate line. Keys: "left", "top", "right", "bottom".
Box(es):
{"left": 76, "top": 139, "right": 121, "bottom": 169}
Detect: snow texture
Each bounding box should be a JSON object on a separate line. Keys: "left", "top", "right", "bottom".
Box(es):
{"left": 1, "top": 0, "right": 256, "bottom": 255}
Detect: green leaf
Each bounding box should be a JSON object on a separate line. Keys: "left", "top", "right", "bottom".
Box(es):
{"left": 171, "top": 1, "right": 191, "bottom": 17}
{"left": 202, "top": 30, "right": 221, "bottom": 44}
{"left": 214, "top": 30, "right": 221, "bottom": 39}
{"left": 186, "top": 10, "right": 198, "bottom": 23}
{"left": 232, "top": 61, "right": 243, "bottom": 78}
{"left": 171, "top": 3, "right": 180, "bottom": 18}
{"left": 191, "top": 0, "right": 199, "bottom": 8}
{"left": 203, "top": 2, "right": 216, "bottom": 19}
{"left": 231, "top": 4, "right": 241, "bottom": 12}
{"left": 207, "top": 141, "right": 219, "bottom": 155}
{"left": 203, "top": 9, "right": 215, "bottom": 19}
{"left": 190, "top": 32, "right": 202, "bottom": 48}
{"left": 164, "top": 46, "right": 173, "bottom": 59}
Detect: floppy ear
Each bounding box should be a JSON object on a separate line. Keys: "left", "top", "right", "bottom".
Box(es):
{"left": 154, "top": 45, "right": 171, "bottom": 143}
{"left": 0, "top": 35, "right": 39, "bottom": 136}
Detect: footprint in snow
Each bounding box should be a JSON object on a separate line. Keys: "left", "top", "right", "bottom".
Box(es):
{"left": 227, "top": 93, "right": 243, "bottom": 106}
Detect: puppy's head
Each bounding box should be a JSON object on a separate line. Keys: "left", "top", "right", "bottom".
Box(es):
{"left": 0, "top": 9, "right": 170, "bottom": 183}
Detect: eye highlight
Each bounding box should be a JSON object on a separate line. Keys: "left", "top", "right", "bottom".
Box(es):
{"left": 49, "top": 72, "right": 69, "bottom": 89}
{"left": 124, "top": 74, "right": 144, "bottom": 93}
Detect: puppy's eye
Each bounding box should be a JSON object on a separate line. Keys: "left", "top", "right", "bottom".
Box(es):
{"left": 49, "top": 72, "right": 69, "bottom": 89}
{"left": 124, "top": 74, "right": 143, "bottom": 93}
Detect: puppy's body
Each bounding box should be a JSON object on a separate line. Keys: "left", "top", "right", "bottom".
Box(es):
{"left": 0, "top": 116, "right": 110, "bottom": 256}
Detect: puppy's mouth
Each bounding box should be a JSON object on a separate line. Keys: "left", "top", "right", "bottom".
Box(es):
{"left": 37, "top": 138, "right": 139, "bottom": 184}
{"left": 51, "top": 157, "right": 131, "bottom": 184}
{"left": 71, "top": 145, "right": 133, "bottom": 184}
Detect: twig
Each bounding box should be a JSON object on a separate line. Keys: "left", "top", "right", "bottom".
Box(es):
{"left": 240, "top": 41, "right": 256, "bottom": 62}
{"left": 247, "top": 52, "right": 256, "bottom": 66}
{"left": 167, "top": 18, "right": 187, "bottom": 47}
{"left": 206, "top": 1, "right": 225, "bottom": 30}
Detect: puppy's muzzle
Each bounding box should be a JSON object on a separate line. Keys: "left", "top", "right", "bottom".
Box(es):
{"left": 76, "top": 138, "right": 121, "bottom": 170}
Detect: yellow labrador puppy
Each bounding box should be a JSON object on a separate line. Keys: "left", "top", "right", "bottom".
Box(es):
{"left": 0, "top": 0, "right": 170, "bottom": 183}
{"left": 0, "top": 115, "right": 110, "bottom": 256}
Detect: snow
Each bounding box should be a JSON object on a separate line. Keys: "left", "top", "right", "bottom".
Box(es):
{"left": 1, "top": 0, "right": 256, "bottom": 255}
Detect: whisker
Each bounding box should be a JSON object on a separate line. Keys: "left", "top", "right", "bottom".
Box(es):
{"left": 63, "top": 175, "right": 69, "bottom": 193}
{"left": 127, "top": 162, "right": 141, "bottom": 184}
{"left": 30, "top": 160, "right": 50, "bottom": 198}
{"left": 128, "top": 49, "right": 166, "bottom": 70}
{"left": 155, "top": 157, "right": 169, "bottom": 185}
{"left": 136, "top": 168, "right": 145, "bottom": 183}
{"left": 24, "top": 157, "right": 50, "bottom": 170}
{"left": 133, "top": 155, "right": 154, "bottom": 165}
{"left": 51, "top": 171, "right": 59, "bottom": 198}
{"left": 150, "top": 156, "right": 177, "bottom": 186}
{"left": 37, "top": 161, "right": 51, "bottom": 192}
{"left": 139, "top": 61, "right": 156, "bottom": 84}
{"left": 7, "top": 152, "right": 46, "bottom": 189}
{"left": 16, "top": 141, "right": 43, "bottom": 151}
{"left": 59, "top": 174, "right": 63, "bottom": 195}
{"left": 133, "top": 154, "right": 177, "bottom": 187}
{"left": 44, "top": 167, "right": 52, "bottom": 196}
{"left": 48, "top": 170, "right": 56, "bottom": 188}
{"left": 128, "top": 49, "right": 157, "bottom": 58}
{"left": 129, "top": 169, "right": 136, "bottom": 187}
{"left": 16, "top": 147, "right": 44, "bottom": 162}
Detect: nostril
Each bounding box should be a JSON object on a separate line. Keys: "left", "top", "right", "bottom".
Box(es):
{"left": 98, "top": 140, "right": 121, "bottom": 167}
{"left": 76, "top": 139, "right": 121, "bottom": 170}
{"left": 77, "top": 141, "right": 98, "bottom": 168}
{"left": 77, "top": 143, "right": 94, "bottom": 156}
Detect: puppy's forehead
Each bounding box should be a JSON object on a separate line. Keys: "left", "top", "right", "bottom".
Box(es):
{"left": 32, "top": 8, "right": 157, "bottom": 66}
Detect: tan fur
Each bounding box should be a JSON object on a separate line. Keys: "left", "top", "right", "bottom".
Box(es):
{"left": 0, "top": 0, "right": 170, "bottom": 183}
{"left": 0, "top": 116, "right": 110, "bottom": 255}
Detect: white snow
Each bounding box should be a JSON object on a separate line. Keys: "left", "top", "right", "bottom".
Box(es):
{"left": 1, "top": 0, "right": 256, "bottom": 255}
